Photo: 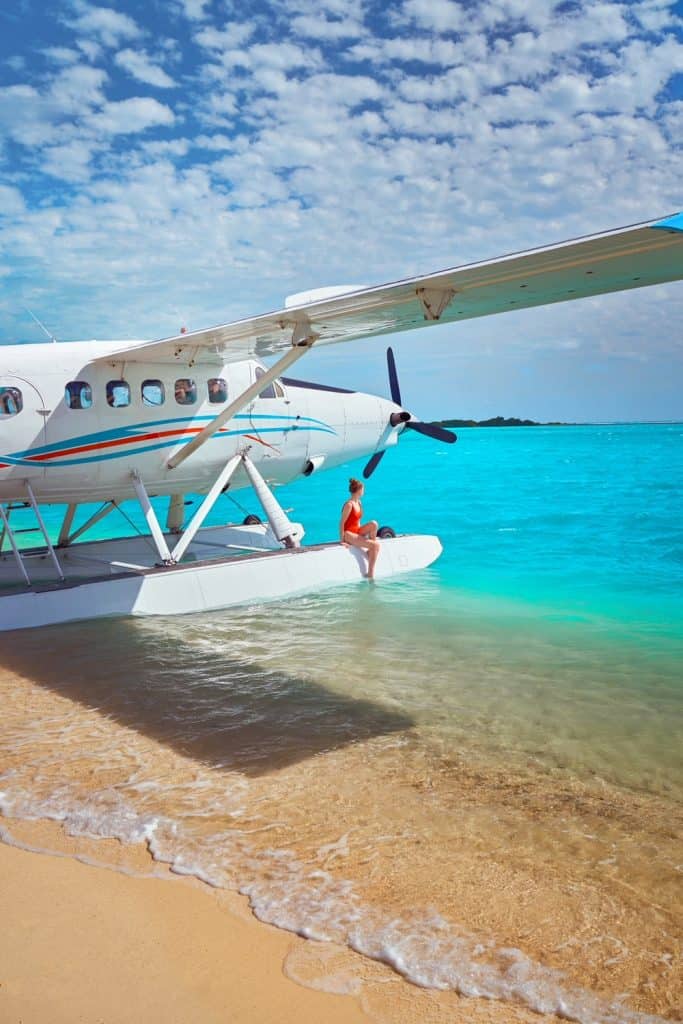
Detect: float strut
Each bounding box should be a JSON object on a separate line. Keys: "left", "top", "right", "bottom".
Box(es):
{"left": 167, "top": 494, "right": 185, "bottom": 533}
{"left": 241, "top": 455, "right": 300, "bottom": 549}
{"left": 131, "top": 471, "right": 174, "bottom": 564}
{"left": 57, "top": 504, "right": 78, "bottom": 547}
{"left": 64, "top": 501, "right": 117, "bottom": 546}
{"left": 170, "top": 455, "right": 241, "bottom": 563}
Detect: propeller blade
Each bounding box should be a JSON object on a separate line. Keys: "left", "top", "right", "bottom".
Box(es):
{"left": 363, "top": 450, "right": 386, "bottom": 478}
{"left": 405, "top": 421, "right": 457, "bottom": 443}
{"left": 387, "top": 347, "right": 402, "bottom": 406}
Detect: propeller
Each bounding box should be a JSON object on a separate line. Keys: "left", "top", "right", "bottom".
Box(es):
{"left": 363, "top": 347, "right": 457, "bottom": 478}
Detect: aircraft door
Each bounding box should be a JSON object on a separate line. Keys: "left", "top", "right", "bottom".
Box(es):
{"left": 0, "top": 374, "right": 48, "bottom": 484}
{"left": 246, "top": 366, "right": 303, "bottom": 475}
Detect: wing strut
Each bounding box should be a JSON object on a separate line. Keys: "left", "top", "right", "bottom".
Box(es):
{"left": 166, "top": 328, "right": 317, "bottom": 470}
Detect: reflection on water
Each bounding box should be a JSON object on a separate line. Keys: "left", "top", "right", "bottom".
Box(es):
{"left": 0, "top": 583, "right": 681, "bottom": 1022}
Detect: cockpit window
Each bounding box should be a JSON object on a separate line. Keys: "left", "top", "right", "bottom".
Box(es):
{"left": 65, "top": 381, "right": 93, "bottom": 410}
{"left": 175, "top": 378, "right": 197, "bottom": 405}
{"left": 142, "top": 379, "right": 165, "bottom": 406}
{"left": 0, "top": 386, "right": 22, "bottom": 416}
{"left": 208, "top": 378, "right": 227, "bottom": 403}
{"left": 106, "top": 380, "right": 131, "bottom": 408}
{"left": 255, "top": 365, "right": 281, "bottom": 399}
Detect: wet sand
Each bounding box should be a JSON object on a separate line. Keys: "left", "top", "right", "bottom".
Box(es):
{"left": 0, "top": 818, "right": 368, "bottom": 1024}
{"left": 1, "top": 817, "right": 554, "bottom": 1024}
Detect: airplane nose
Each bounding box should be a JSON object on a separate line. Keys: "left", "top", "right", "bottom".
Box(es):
{"left": 390, "top": 410, "right": 411, "bottom": 427}
{"left": 362, "top": 356, "right": 457, "bottom": 478}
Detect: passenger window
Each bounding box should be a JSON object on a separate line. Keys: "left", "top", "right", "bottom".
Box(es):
{"left": 255, "top": 365, "right": 276, "bottom": 399}
{"left": 208, "top": 378, "right": 227, "bottom": 403}
{"left": 106, "top": 380, "right": 131, "bottom": 408}
{"left": 142, "top": 379, "right": 165, "bottom": 406}
{"left": 0, "top": 386, "right": 22, "bottom": 416}
{"left": 65, "top": 381, "right": 93, "bottom": 410}
{"left": 175, "top": 378, "right": 197, "bottom": 405}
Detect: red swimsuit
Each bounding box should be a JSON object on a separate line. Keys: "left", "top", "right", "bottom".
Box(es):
{"left": 343, "top": 502, "right": 362, "bottom": 534}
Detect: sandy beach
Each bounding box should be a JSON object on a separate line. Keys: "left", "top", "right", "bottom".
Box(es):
{"left": 0, "top": 818, "right": 369, "bottom": 1024}
{"left": 0, "top": 816, "right": 556, "bottom": 1024}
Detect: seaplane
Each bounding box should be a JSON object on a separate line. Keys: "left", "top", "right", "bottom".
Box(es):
{"left": 1, "top": 213, "right": 682, "bottom": 632}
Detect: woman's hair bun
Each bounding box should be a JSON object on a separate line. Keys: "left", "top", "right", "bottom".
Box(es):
{"left": 349, "top": 477, "right": 363, "bottom": 493}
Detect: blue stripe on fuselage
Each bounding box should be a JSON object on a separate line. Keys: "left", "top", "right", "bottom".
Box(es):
{"left": 4, "top": 413, "right": 337, "bottom": 462}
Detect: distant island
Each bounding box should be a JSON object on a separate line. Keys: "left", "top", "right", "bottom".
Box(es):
{"left": 436, "top": 416, "right": 571, "bottom": 427}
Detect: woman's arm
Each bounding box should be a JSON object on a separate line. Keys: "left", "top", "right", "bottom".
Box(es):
{"left": 339, "top": 501, "right": 351, "bottom": 543}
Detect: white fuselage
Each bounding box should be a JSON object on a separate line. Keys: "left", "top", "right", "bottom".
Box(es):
{"left": 0, "top": 341, "right": 400, "bottom": 504}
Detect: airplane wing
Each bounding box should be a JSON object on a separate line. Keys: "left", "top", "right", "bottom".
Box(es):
{"left": 96, "top": 213, "right": 683, "bottom": 367}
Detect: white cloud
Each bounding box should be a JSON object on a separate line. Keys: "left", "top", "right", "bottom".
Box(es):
{"left": 42, "top": 47, "right": 81, "bottom": 66}
{"left": 194, "top": 134, "right": 235, "bottom": 150}
{"left": 75, "top": 38, "right": 102, "bottom": 62}
{"left": 142, "top": 138, "right": 190, "bottom": 157}
{"left": 350, "top": 36, "right": 462, "bottom": 66}
{"left": 50, "top": 64, "right": 108, "bottom": 114}
{"left": 175, "top": 0, "right": 210, "bottom": 21}
{"left": 88, "top": 97, "right": 175, "bottom": 136}
{"left": 0, "top": 65, "right": 107, "bottom": 147}
{"left": 243, "top": 41, "right": 323, "bottom": 72}
{"left": 5, "top": 56, "right": 26, "bottom": 73}
{"left": 632, "top": 0, "right": 682, "bottom": 33}
{"left": 0, "top": 84, "right": 47, "bottom": 147}
{"left": 41, "top": 140, "right": 96, "bottom": 183}
{"left": 114, "top": 49, "right": 176, "bottom": 89}
{"left": 194, "top": 23, "right": 256, "bottom": 52}
{"left": 67, "top": 3, "right": 142, "bottom": 47}
{"left": 0, "top": 185, "right": 26, "bottom": 216}
{"left": 283, "top": 0, "right": 366, "bottom": 19}
{"left": 399, "top": 0, "right": 466, "bottom": 32}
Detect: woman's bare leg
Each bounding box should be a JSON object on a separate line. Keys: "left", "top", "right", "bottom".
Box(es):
{"left": 366, "top": 538, "right": 380, "bottom": 578}
{"left": 359, "top": 520, "right": 378, "bottom": 540}
{"left": 344, "top": 532, "right": 380, "bottom": 578}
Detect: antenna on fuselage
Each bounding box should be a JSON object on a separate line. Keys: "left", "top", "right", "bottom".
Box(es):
{"left": 24, "top": 307, "right": 58, "bottom": 344}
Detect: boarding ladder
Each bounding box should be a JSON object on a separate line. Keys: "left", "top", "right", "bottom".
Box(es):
{"left": 0, "top": 482, "right": 64, "bottom": 585}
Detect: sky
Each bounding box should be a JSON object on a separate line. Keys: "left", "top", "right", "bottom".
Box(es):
{"left": 0, "top": 0, "right": 681, "bottom": 421}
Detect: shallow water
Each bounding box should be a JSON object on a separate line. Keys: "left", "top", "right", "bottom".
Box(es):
{"left": 1, "top": 425, "right": 682, "bottom": 1021}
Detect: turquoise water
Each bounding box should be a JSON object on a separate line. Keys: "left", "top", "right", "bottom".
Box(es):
{"left": 22, "top": 422, "right": 683, "bottom": 635}
{"left": 290, "top": 423, "right": 683, "bottom": 635}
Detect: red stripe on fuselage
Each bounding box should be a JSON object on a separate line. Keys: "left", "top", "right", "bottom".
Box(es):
{"left": 243, "top": 433, "right": 280, "bottom": 452}
{"left": 25, "top": 427, "right": 204, "bottom": 463}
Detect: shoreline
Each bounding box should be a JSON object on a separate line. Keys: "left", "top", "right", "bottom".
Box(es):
{"left": 0, "top": 815, "right": 370, "bottom": 1024}
{"left": 0, "top": 814, "right": 555, "bottom": 1024}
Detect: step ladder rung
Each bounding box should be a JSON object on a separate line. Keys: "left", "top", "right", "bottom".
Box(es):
{"left": 1, "top": 486, "right": 65, "bottom": 584}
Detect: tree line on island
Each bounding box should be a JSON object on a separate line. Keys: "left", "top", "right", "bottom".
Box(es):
{"left": 435, "top": 416, "right": 571, "bottom": 427}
